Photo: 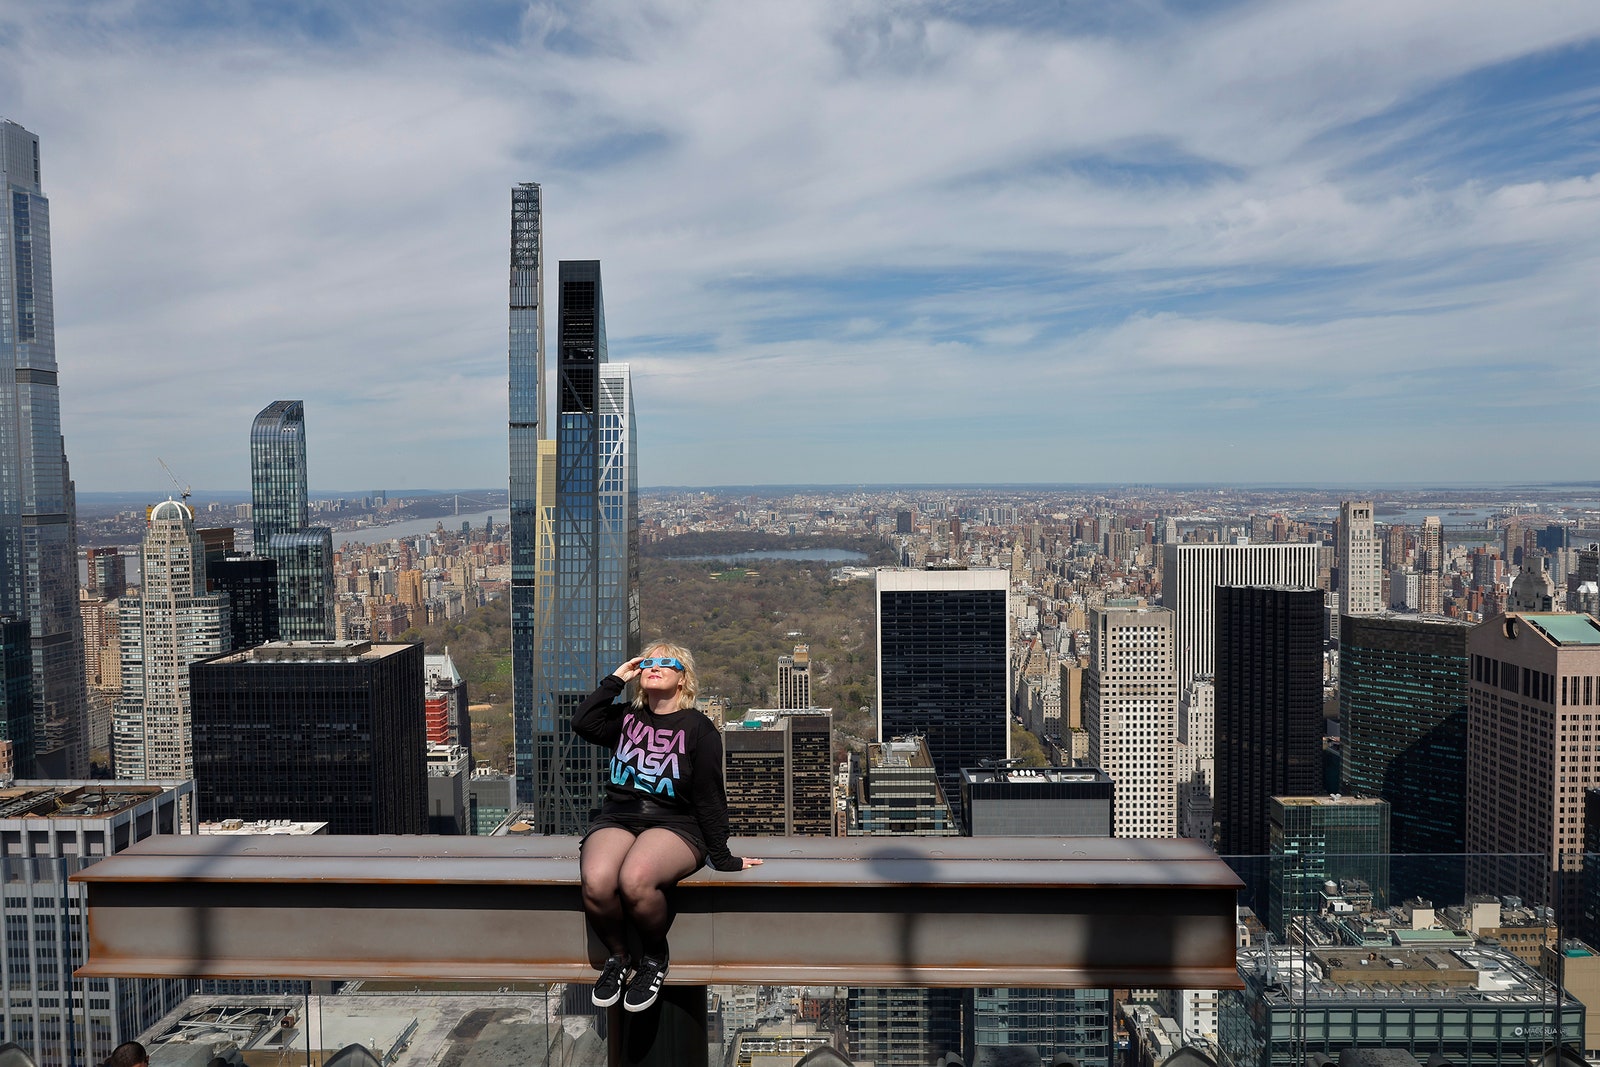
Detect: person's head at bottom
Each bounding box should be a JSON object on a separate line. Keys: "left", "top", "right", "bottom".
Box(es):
{"left": 107, "top": 1041, "right": 149, "bottom": 1067}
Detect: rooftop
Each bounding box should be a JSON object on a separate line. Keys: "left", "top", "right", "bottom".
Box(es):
{"left": 0, "top": 783, "right": 169, "bottom": 820}
{"left": 963, "top": 766, "right": 1112, "bottom": 785}
{"left": 206, "top": 639, "right": 416, "bottom": 664}
{"left": 1522, "top": 612, "right": 1600, "bottom": 646}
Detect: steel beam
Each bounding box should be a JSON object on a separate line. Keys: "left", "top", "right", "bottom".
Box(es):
{"left": 73, "top": 834, "right": 1243, "bottom": 988}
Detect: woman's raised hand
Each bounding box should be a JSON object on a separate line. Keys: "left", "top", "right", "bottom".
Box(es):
{"left": 613, "top": 657, "right": 643, "bottom": 681}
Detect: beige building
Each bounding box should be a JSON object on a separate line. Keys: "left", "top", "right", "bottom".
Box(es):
{"left": 1465, "top": 612, "right": 1600, "bottom": 927}
{"left": 1085, "top": 604, "right": 1178, "bottom": 838}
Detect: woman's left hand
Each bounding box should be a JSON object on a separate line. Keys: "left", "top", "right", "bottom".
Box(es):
{"left": 742, "top": 857, "right": 763, "bottom": 869}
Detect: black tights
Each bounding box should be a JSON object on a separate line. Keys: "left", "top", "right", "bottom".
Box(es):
{"left": 580, "top": 827, "right": 701, "bottom": 960}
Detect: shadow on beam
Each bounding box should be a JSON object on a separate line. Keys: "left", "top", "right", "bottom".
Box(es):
{"left": 73, "top": 834, "right": 1243, "bottom": 988}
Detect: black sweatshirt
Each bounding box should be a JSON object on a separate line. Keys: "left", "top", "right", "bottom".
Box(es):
{"left": 571, "top": 674, "right": 743, "bottom": 871}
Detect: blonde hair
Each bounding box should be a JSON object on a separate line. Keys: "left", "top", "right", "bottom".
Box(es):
{"left": 629, "top": 641, "right": 699, "bottom": 711}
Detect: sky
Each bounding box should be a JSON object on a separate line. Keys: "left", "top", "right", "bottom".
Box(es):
{"left": 3, "top": 1, "right": 1598, "bottom": 493}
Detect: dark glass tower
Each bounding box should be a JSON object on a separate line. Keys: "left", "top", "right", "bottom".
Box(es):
{"left": 875, "top": 568, "right": 1011, "bottom": 824}
{"left": 250, "top": 400, "right": 308, "bottom": 549}
{"left": 1214, "top": 585, "right": 1324, "bottom": 856}
{"left": 0, "top": 615, "right": 34, "bottom": 774}
{"left": 529, "top": 261, "right": 639, "bottom": 835}
{"left": 250, "top": 401, "right": 332, "bottom": 640}
{"left": 1339, "top": 614, "right": 1469, "bottom": 883}
{"left": 508, "top": 183, "right": 545, "bottom": 805}
{"left": 191, "top": 640, "right": 427, "bottom": 834}
{"left": 1, "top": 120, "right": 88, "bottom": 777}
{"left": 208, "top": 556, "right": 280, "bottom": 650}
{"left": 267, "top": 528, "right": 334, "bottom": 640}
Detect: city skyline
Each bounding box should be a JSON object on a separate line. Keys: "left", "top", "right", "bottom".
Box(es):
{"left": 1, "top": 3, "right": 1596, "bottom": 491}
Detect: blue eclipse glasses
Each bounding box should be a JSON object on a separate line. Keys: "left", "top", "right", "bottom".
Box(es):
{"left": 638, "top": 657, "right": 685, "bottom": 671}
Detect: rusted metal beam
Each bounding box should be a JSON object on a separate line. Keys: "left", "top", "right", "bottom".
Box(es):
{"left": 74, "top": 835, "right": 1243, "bottom": 988}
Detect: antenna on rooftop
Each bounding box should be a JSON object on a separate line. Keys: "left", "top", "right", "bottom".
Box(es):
{"left": 157, "top": 457, "right": 191, "bottom": 503}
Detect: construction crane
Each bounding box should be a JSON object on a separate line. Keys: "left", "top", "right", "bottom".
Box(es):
{"left": 157, "top": 457, "right": 191, "bottom": 504}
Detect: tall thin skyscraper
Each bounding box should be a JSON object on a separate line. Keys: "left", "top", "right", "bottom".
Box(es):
{"left": 1418, "top": 515, "right": 1444, "bottom": 615}
{"left": 0, "top": 120, "right": 88, "bottom": 778}
{"left": 777, "top": 644, "right": 812, "bottom": 709}
{"left": 1160, "top": 542, "right": 1320, "bottom": 692}
{"left": 1214, "top": 586, "right": 1324, "bottom": 856}
{"left": 1337, "top": 500, "right": 1381, "bottom": 618}
{"left": 113, "top": 500, "right": 228, "bottom": 779}
{"left": 1084, "top": 604, "right": 1178, "bottom": 838}
{"left": 250, "top": 400, "right": 308, "bottom": 548}
{"left": 250, "top": 401, "right": 332, "bottom": 639}
{"left": 876, "top": 567, "right": 1010, "bottom": 823}
{"left": 508, "top": 182, "right": 545, "bottom": 805}
{"left": 529, "top": 261, "right": 639, "bottom": 835}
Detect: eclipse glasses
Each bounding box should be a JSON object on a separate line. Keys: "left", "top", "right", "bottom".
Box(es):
{"left": 638, "top": 657, "right": 685, "bottom": 671}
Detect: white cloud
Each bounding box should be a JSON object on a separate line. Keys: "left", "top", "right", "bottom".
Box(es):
{"left": 1, "top": 0, "right": 1596, "bottom": 490}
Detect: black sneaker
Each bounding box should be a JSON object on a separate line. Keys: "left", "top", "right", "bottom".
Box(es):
{"left": 591, "top": 954, "right": 630, "bottom": 1007}
{"left": 623, "top": 954, "right": 668, "bottom": 1012}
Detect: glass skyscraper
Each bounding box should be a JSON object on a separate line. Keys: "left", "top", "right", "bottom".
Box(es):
{"left": 250, "top": 400, "right": 332, "bottom": 639}
{"left": 527, "top": 260, "right": 639, "bottom": 835}
{"left": 0, "top": 120, "right": 88, "bottom": 777}
{"left": 508, "top": 183, "right": 545, "bottom": 805}
{"left": 250, "top": 400, "right": 308, "bottom": 549}
{"left": 876, "top": 568, "right": 1011, "bottom": 825}
{"left": 1339, "top": 613, "right": 1470, "bottom": 881}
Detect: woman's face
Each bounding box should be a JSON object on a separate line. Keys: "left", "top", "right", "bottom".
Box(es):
{"left": 639, "top": 648, "right": 685, "bottom": 700}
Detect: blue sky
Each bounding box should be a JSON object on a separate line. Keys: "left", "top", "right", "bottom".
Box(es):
{"left": 2, "top": 1, "right": 1597, "bottom": 492}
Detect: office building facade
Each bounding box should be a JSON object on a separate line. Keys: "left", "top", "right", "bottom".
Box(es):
{"left": 1214, "top": 586, "right": 1324, "bottom": 856}
{"left": 191, "top": 640, "right": 427, "bottom": 834}
{"left": 724, "top": 711, "right": 833, "bottom": 836}
{"left": 267, "top": 528, "right": 334, "bottom": 640}
{"left": 0, "top": 780, "right": 194, "bottom": 1067}
{"left": 1339, "top": 614, "right": 1470, "bottom": 865}
{"left": 207, "top": 556, "right": 279, "bottom": 650}
{"left": 114, "top": 500, "right": 229, "bottom": 780}
{"left": 84, "top": 547, "right": 125, "bottom": 599}
{"left": 876, "top": 568, "right": 1010, "bottom": 822}
{"left": 527, "top": 261, "right": 640, "bottom": 835}
{"left": 508, "top": 182, "right": 545, "bottom": 807}
{"left": 1267, "top": 795, "right": 1391, "bottom": 939}
{"left": 1419, "top": 515, "right": 1445, "bottom": 615}
{"left": 0, "top": 121, "right": 88, "bottom": 778}
{"left": 1337, "top": 500, "right": 1381, "bottom": 619}
{"left": 1466, "top": 612, "right": 1600, "bottom": 928}
{"left": 1160, "top": 542, "right": 1320, "bottom": 691}
{"left": 1084, "top": 604, "right": 1177, "bottom": 837}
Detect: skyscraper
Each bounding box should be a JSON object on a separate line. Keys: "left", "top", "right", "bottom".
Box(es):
{"left": 1466, "top": 612, "right": 1600, "bottom": 928}
{"left": 527, "top": 261, "right": 639, "bottom": 835}
{"left": 1337, "top": 500, "right": 1381, "bottom": 618}
{"left": 1339, "top": 614, "right": 1470, "bottom": 863}
{"left": 508, "top": 182, "right": 545, "bottom": 806}
{"left": 724, "top": 711, "right": 833, "bottom": 836}
{"left": 191, "top": 639, "right": 427, "bottom": 834}
{"left": 0, "top": 120, "right": 88, "bottom": 777}
{"left": 1214, "top": 586, "right": 1324, "bottom": 856}
{"left": 1160, "top": 542, "right": 1320, "bottom": 692}
{"left": 267, "top": 527, "right": 334, "bottom": 639}
{"left": 1084, "top": 604, "right": 1178, "bottom": 837}
{"left": 1418, "top": 515, "right": 1444, "bottom": 615}
{"left": 250, "top": 401, "right": 334, "bottom": 639}
{"left": 113, "top": 500, "right": 229, "bottom": 779}
{"left": 250, "top": 400, "right": 308, "bottom": 548}
{"left": 876, "top": 567, "right": 1010, "bottom": 822}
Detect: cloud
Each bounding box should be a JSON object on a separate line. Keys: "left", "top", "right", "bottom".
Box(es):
{"left": 2, "top": 0, "right": 1597, "bottom": 492}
